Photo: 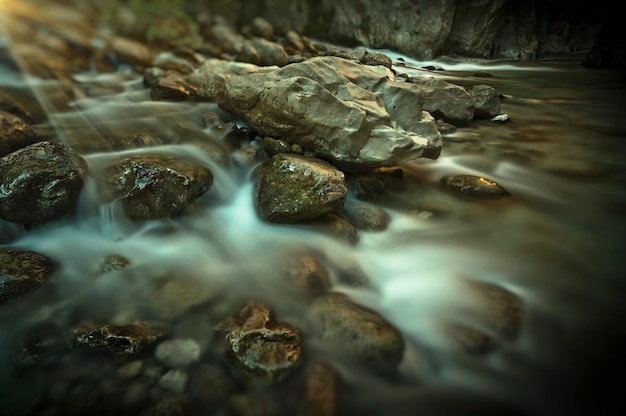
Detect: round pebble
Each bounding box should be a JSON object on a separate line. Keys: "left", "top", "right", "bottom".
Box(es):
{"left": 155, "top": 338, "right": 202, "bottom": 368}
{"left": 440, "top": 174, "right": 511, "bottom": 199}
{"left": 160, "top": 369, "right": 188, "bottom": 394}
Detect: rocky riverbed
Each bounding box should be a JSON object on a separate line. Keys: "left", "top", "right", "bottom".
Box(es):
{"left": 1, "top": 1, "right": 626, "bottom": 416}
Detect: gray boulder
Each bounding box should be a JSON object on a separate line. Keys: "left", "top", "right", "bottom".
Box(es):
{"left": 252, "top": 153, "right": 348, "bottom": 223}
{"left": 466, "top": 84, "right": 501, "bottom": 119}
{"left": 407, "top": 76, "right": 475, "bottom": 126}
{"left": 195, "top": 56, "right": 442, "bottom": 170}
{"left": 0, "top": 141, "right": 87, "bottom": 224}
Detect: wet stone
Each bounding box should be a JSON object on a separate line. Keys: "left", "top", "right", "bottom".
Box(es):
{"left": 465, "top": 280, "right": 524, "bottom": 340}
{"left": 153, "top": 54, "right": 196, "bottom": 74}
{"left": 147, "top": 393, "right": 189, "bottom": 416}
{"left": 155, "top": 338, "right": 202, "bottom": 368}
{"left": 216, "top": 300, "right": 303, "bottom": 386}
{"left": 253, "top": 153, "right": 348, "bottom": 224}
{"left": 71, "top": 321, "right": 170, "bottom": 355}
{"left": 259, "top": 136, "right": 291, "bottom": 156}
{"left": 143, "top": 66, "right": 169, "bottom": 88}
{"left": 0, "top": 110, "right": 40, "bottom": 157}
{"left": 306, "top": 293, "right": 405, "bottom": 372}
{"left": 187, "top": 364, "right": 236, "bottom": 406}
{"left": 440, "top": 174, "right": 511, "bottom": 199}
{"left": 237, "top": 42, "right": 262, "bottom": 65}
{"left": 97, "top": 254, "right": 132, "bottom": 274}
{"left": 99, "top": 154, "right": 213, "bottom": 220}
{"left": 151, "top": 275, "right": 218, "bottom": 320}
{"left": 285, "top": 252, "right": 332, "bottom": 297}
{"left": 466, "top": 84, "right": 501, "bottom": 119}
{"left": 106, "top": 35, "right": 153, "bottom": 71}
{"left": 284, "top": 30, "right": 305, "bottom": 53}
{"left": 151, "top": 72, "right": 200, "bottom": 101}
{"left": 15, "top": 321, "right": 67, "bottom": 366}
{"left": 250, "top": 16, "right": 275, "bottom": 40}
{"left": 444, "top": 323, "right": 498, "bottom": 355}
{"left": 0, "top": 140, "right": 88, "bottom": 224}
{"left": 250, "top": 38, "right": 288, "bottom": 66}
{"left": 300, "top": 213, "right": 360, "bottom": 245}
{"left": 117, "top": 360, "right": 144, "bottom": 379}
{"left": 298, "top": 362, "right": 338, "bottom": 416}
{"left": 228, "top": 393, "right": 282, "bottom": 416}
{"left": 346, "top": 172, "right": 386, "bottom": 201}
{"left": 160, "top": 369, "right": 189, "bottom": 394}
{"left": 0, "top": 86, "right": 47, "bottom": 124}
{"left": 360, "top": 51, "right": 393, "bottom": 69}
{"left": 0, "top": 248, "right": 58, "bottom": 304}
{"left": 343, "top": 201, "right": 391, "bottom": 231}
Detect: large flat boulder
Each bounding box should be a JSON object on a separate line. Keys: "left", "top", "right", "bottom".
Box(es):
{"left": 193, "top": 56, "right": 442, "bottom": 170}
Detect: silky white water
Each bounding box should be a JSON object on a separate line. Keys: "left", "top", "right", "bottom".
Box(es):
{"left": 1, "top": 28, "right": 626, "bottom": 416}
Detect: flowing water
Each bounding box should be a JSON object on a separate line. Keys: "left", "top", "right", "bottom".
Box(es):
{"left": 1, "top": 5, "right": 626, "bottom": 416}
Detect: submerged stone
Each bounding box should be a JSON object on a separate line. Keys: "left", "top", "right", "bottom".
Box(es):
{"left": 0, "top": 140, "right": 87, "bottom": 224}
{"left": 71, "top": 321, "right": 170, "bottom": 355}
{"left": 216, "top": 301, "right": 302, "bottom": 386}
{"left": 155, "top": 338, "right": 202, "bottom": 369}
{"left": 306, "top": 293, "right": 405, "bottom": 372}
{"left": 444, "top": 323, "right": 498, "bottom": 355}
{"left": 440, "top": 174, "right": 511, "bottom": 199}
{"left": 343, "top": 201, "right": 391, "bottom": 231}
{"left": 0, "top": 248, "right": 57, "bottom": 304}
{"left": 465, "top": 280, "right": 524, "bottom": 340}
{"left": 284, "top": 252, "right": 332, "bottom": 297}
{"left": 98, "top": 153, "right": 213, "bottom": 220}
{"left": 299, "top": 362, "right": 338, "bottom": 416}
{"left": 97, "top": 254, "right": 132, "bottom": 274}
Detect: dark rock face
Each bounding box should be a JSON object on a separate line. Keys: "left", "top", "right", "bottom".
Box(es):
{"left": 583, "top": 13, "right": 626, "bottom": 68}
{"left": 0, "top": 248, "right": 57, "bottom": 304}
{"left": 71, "top": 321, "right": 169, "bottom": 355}
{"left": 0, "top": 141, "right": 88, "bottom": 224}
{"left": 253, "top": 153, "right": 348, "bottom": 223}
{"left": 306, "top": 292, "right": 405, "bottom": 372}
{"left": 98, "top": 154, "right": 213, "bottom": 220}
{"left": 192, "top": 0, "right": 615, "bottom": 64}
{"left": 216, "top": 301, "right": 302, "bottom": 386}
{"left": 0, "top": 110, "right": 40, "bottom": 157}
